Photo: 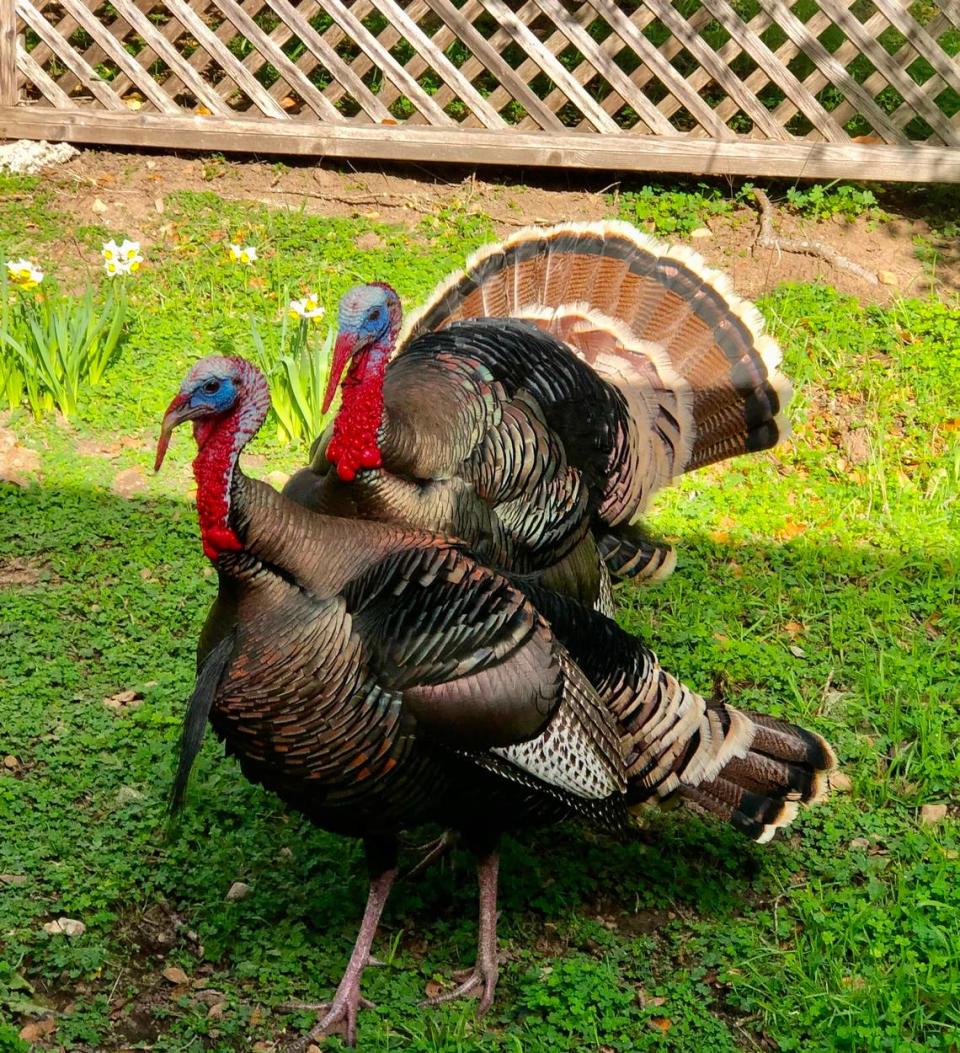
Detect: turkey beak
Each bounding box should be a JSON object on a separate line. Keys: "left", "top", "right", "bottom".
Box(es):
{"left": 155, "top": 394, "right": 189, "bottom": 472}
{"left": 322, "top": 332, "right": 358, "bottom": 415}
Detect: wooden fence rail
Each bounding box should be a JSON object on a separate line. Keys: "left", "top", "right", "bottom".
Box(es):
{"left": 1, "top": 0, "right": 959, "bottom": 180}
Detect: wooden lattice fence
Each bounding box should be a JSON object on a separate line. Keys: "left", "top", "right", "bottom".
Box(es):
{"left": 2, "top": 0, "right": 959, "bottom": 180}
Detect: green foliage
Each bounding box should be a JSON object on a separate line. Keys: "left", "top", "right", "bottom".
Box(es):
{"left": 784, "top": 182, "right": 884, "bottom": 221}
{"left": 612, "top": 183, "right": 733, "bottom": 234}
{"left": 0, "top": 264, "right": 127, "bottom": 419}
{"left": 1, "top": 183, "right": 957, "bottom": 1053}
{"left": 249, "top": 313, "right": 334, "bottom": 446}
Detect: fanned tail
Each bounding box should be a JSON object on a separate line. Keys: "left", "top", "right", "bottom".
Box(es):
{"left": 402, "top": 221, "right": 792, "bottom": 531}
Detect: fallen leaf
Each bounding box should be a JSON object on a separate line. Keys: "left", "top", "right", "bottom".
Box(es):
{"left": 776, "top": 519, "right": 807, "bottom": 540}
{"left": 207, "top": 1002, "right": 227, "bottom": 1019}
{"left": 648, "top": 1016, "right": 672, "bottom": 1032}
{"left": 878, "top": 270, "right": 897, "bottom": 286}
{"left": 155, "top": 197, "right": 165, "bottom": 214}
{"left": 91, "top": 197, "right": 108, "bottom": 214}
{"left": 162, "top": 965, "right": 190, "bottom": 985}
{"left": 689, "top": 227, "right": 713, "bottom": 238}
{"left": 196, "top": 104, "right": 212, "bottom": 115}
{"left": 423, "top": 980, "right": 446, "bottom": 999}
{"left": 251, "top": 1042, "right": 274, "bottom": 1052}
{"left": 19, "top": 1017, "right": 56, "bottom": 1042}
{"left": 789, "top": 644, "right": 806, "bottom": 658}
{"left": 784, "top": 620, "right": 804, "bottom": 638}
{"left": 920, "top": 803, "right": 948, "bottom": 826}
{"left": 103, "top": 689, "right": 144, "bottom": 712}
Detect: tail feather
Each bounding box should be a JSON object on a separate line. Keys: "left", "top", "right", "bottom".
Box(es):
{"left": 616, "top": 658, "right": 836, "bottom": 842}
{"left": 401, "top": 220, "right": 792, "bottom": 528}
{"left": 597, "top": 526, "right": 677, "bottom": 585}
{"left": 513, "top": 583, "right": 835, "bottom": 843}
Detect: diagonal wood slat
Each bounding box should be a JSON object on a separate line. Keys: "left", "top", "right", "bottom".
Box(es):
{"left": 164, "top": 0, "right": 289, "bottom": 117}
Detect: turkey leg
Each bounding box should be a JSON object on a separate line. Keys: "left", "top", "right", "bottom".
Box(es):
{"left": 285, "top": 841, "right": 397, "bottom": 1051}
{"left": 422, "top": 850, "right": 500, "bottom": 1014}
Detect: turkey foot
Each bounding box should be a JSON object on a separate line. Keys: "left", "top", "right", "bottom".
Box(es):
{"left": 283, "top": 867, "right": 396, "bottom": 1052}
{"left": 422, "top": 851, "right": 500, "bottom": 1016}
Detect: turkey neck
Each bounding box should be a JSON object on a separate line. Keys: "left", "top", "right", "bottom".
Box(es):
{"left": 327, "top": 343, "right": 391, "bottom": 483}
{"left": 192, "top": 383, "right": 270, "bottom": 561}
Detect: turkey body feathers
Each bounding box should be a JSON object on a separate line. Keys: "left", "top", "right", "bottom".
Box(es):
{"left": 285, "top": 221, "right": 791, "bottom": 603}
{"left": 194, "top": 472, "right": 628, "bottom": 837}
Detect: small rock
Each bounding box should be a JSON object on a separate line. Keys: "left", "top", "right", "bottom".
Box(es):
{"left": 115, "top": 785, "right": 145, "bottom": 805}
{"left": 788, "top": 644, "right": 806, "bottom": 658}
{"left": 162, "top": 965, "right": 190, "bottom": 985}
{"left": 194, "top": 988, "right": 225, "bottom": 1005}
{"left": 251, "top": 1043, "right": 275, "bottom": 1053}
{"left": 266, "top": 470, "right": 290, "bottom": 490}
{"left": 878, "top": 270, "right": 897, "bottom": 286}
{"left": 226, "top": 881, "right": 250, "bottom": 901}
{"left": 829, "top": 771, "right": 852, "bottom": 793}
{"left": 207, "top": 1002, "right": 227, "bottom": 1020}
{"left": 279, "top": 846, "right": 293, "bottom": 859}
{"left": 3, "top": 755, "right": 20, "bottom": 770}
{"left": 0, "top": 873, "right": 27, "bottom": 885}
{"left": 43, "top": 917, "right": 86, "bottom": 936}
{"left": 689, "top": 227, "right": 713, "bottom": 238}
{"left": 92, "top": 197, "right": 108, "bottom": 214}
{"left": 850, "top": 837, "right": 870, "bottom": 850}
{"left": 920, "top": 803, "right": 948, "bottom": 826}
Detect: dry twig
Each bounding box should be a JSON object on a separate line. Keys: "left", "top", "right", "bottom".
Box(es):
{"left": 752, "top": 188, "right": 879, "bottom": 285}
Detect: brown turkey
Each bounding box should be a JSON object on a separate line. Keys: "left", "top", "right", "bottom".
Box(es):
{"left": 157, "top": 355, "right": 834, "bottom": 1050}
{"left": 284, "top": 220, "right": 792, "bottom": 610}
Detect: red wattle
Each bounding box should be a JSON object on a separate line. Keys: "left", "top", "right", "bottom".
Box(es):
{"left": 326, "top": 350, "right": 387, "bottom": 482}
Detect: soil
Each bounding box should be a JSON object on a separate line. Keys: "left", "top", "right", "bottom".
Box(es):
{"left": 28, "top": 146, "right": 959, "bottom": 303}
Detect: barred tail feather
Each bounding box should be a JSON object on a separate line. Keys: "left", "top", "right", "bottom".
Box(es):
{"left": 617, "top": 660, "right": 836, "bottom": 842}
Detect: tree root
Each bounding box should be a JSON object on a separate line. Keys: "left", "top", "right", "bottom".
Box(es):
{"left": 752, "top": 188, "right": 879, "bottom": 285}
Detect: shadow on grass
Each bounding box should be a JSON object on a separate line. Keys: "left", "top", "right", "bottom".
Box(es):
{"left": 2, "top": 479, "right": 955, "bottom": 1049}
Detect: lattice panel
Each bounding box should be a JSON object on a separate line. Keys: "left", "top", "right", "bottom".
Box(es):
{"left": 4, "top": 0, "right": 960, "bottom": 177}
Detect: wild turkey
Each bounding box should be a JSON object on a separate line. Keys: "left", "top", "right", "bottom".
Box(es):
{"left": 157, "top": 355, "right": 834, "bottom": 1050}
{"left": 284, "top": 221, "right": 791, "bottom": 610}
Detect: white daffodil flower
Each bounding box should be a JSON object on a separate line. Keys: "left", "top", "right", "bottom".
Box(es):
{"left": 6, "top": 258, "right": 44, "bottom": 289}
{"left": 229, "top": 244, "right": 257, "bottom": 265}
{"left": 301, "top": 293, "right": 324, "bottom": 319}
{"left": 104, "top": 258, "right": 129, "bottom": 278}
{"left": 118, "top": 239, "right": 144, "bottom": 272}
{"left": 102, "top": 239, "right": 122, "bottom": 263}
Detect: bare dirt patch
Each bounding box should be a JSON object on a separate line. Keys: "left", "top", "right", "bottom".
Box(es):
{"left": 0, "top": 556, "right": 58, "bottom": 587}
{"left": 37, "top": 147, "right": 958, "bottom": 305}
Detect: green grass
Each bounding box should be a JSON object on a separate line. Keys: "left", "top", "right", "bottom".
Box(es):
{"left": 1, "top": 181, "right": 958, "bottom": 1053}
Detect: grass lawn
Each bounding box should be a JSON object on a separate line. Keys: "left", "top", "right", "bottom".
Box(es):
{"left": 1, "top": 171, "right": 958, "bottom": 1053}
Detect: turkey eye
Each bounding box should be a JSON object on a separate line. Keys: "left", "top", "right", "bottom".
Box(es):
{"left": 203, "top": 379, "right": 221, "bottom": 394}
{"left": 367, "top": 308, "right": 380, "bottom": 322}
